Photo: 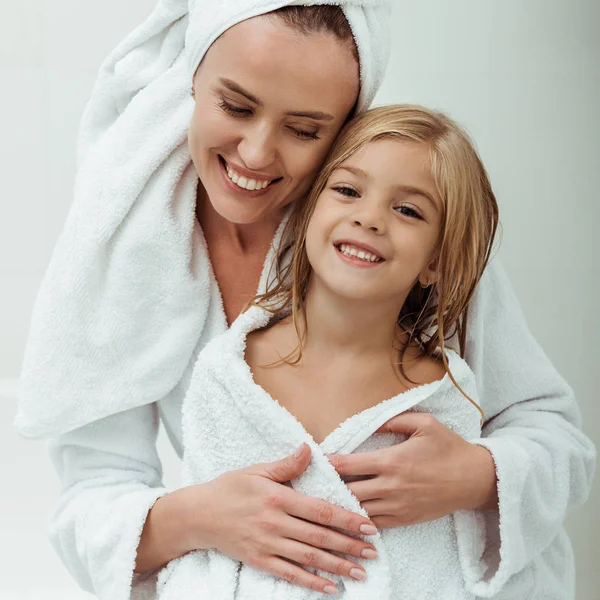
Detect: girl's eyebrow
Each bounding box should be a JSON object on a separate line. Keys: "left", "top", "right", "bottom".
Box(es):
{"left": 336, "top": 165, "right": 439, "bottom": 212}
{"left": 219, "top": 77, "right": 334, "bottom": 121}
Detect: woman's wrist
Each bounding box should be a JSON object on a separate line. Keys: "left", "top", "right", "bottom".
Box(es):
{"left": 135, "top": 484, "right": 213, "bottom": 574}
{"left": 470, "top": 445, "right": 499, "bottom": 511}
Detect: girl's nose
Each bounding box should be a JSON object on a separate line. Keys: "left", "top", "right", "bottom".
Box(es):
{"left": 237, "top": 123, "right": 277, "bottom": 171}
{"left": 352, "top": 203, "right": 385, "bottom": 233}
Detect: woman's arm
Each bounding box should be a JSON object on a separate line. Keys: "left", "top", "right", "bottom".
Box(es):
{"left": 49, "top": 405, "right": 381, "bottom": 599}
{"left": 455, "top": 259, "right": 596, "bottom": 595}
{"left": 48, "top": 403, "right": 173, "bottom": 600}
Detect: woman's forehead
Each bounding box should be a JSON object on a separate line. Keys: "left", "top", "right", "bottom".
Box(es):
{"left": 198, "top": 16, "right": 359, "bottom": 116}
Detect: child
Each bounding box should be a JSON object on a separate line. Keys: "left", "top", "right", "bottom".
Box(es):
{"left": 156, "top": 105, "right": 499, "bottom": 599}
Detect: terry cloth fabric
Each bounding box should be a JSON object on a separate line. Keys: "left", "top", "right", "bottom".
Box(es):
{"left": 154, "top": 304, "right": 486, "bottom": 599}
{"left": 44, "top": 259, "right": 596, "bottom": 600}
{"left": 14, "top": 0, "right": 391, "bottom": 439}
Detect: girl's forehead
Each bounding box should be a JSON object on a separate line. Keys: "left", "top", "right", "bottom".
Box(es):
{"left": 338, "top": 139, "right": 431, "bottom": 178}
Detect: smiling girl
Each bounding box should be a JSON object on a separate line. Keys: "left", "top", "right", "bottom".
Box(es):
{"left": 163, "top": 105, "right": 500, "bottom": 598}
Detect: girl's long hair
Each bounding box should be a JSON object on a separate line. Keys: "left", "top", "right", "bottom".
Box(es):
{"left": 251, "top": 105, "right": 500, "bottom": 421}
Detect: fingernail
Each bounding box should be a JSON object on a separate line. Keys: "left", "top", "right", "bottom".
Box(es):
{"left": 361, "top": 548, "right": 378, "bottom": 559}
{"left": 359, "top": 524, "right": 378, "bottom": 535}
{"left": 350, "top": 568, "right": 366, "bottom": 581}
{"left": 324, "top": 584, "right": 338, "bottom": 595}
{"left": 295, "top": 444, "right": 304, "bottom": 458}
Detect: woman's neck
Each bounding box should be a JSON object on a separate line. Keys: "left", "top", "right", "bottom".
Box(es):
{"left": 196, "top": 183, "right": 282, "bottom": 255}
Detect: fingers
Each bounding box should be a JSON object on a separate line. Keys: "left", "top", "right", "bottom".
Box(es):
{"left": 375, "top": 411, "right": 438, "bottom": 434}
{"left": 284, "top": 491, "right": 378, "bottom": 537}
{"left": 327, "top": 451, "right": 382, "bottom": 477}
{"left": 282, "top": 517, "right": 379, "bottom": 561}
{"left": 345, "top": 478, "right": 382, "bottom": 502}
{"left": 257, "top": 443, "right": 312, "bottom": 483}
{"left": 276, "top": 538, "right": 368, "bottom": 582}
{"left": 360, "top": 499, "right": 392, "bottom": 517}
{"left": 260, "top": 556, "right": 340, "bottom": 595}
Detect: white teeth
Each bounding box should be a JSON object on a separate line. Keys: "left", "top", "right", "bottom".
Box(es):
{"left": 225, "top": 161, "right": 272, "bottom": 190}
{"left": 337, "top": 243, "right": 382, "bottom": 263}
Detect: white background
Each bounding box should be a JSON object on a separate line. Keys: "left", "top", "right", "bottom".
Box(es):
{"left": 1, "top": 1, "right": 598, "bottom": 598}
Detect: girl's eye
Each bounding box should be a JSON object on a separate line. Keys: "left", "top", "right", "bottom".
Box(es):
{"left": 288, "top": 127, "right": 320, "bottom": 141}
{"left": 394, "top": 205, "right": 423, "bottom": 220}
{"left": 218, "top": 99, "right": 251, "bottom": 117}
{"left": 332, "top": 185, "right": 360, "bottom": 198}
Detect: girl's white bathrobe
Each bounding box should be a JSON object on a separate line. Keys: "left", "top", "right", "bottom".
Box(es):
{"left": 42, "top": 242, "right": 595, "bottom": 600}
{"left": 155, "top": 304, "right": 487, "bottom": 599}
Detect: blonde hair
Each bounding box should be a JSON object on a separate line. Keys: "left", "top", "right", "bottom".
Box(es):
{"left": 252, "top": 105, "right": 499, "bottom": 421}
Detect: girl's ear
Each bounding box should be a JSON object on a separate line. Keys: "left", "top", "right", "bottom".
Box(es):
{"left": 418, "top": 257, "right": 439, "bottom": 288}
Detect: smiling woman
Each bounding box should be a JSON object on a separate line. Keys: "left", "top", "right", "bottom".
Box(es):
{"left": 189, "top": 12, "right": 359, "bottom": 230}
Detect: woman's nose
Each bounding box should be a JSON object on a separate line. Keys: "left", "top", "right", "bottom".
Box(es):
{"left": 237, "top": 123, "right": 277, "bottom": 171}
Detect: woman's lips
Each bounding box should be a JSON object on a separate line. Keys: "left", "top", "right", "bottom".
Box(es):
{"left": 219, "top": 156, "right": 281, "bottom": 197}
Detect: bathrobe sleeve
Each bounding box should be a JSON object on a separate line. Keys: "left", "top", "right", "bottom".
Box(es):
{"left": 47, "top": 402, "right": 170, "bottom": 600}
{"left": 459, "top": 260, "right": 596, "bottom": 597}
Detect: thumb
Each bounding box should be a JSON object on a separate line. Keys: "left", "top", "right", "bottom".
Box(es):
{"left": 375, "top": 411, "right": 434, "bottom": 436}
{"left": 259, "top": 442, "right": 312, "bottom": 483}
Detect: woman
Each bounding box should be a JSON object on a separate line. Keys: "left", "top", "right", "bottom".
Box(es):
{"left": 14, "top": 1, "right": 595, "bottom": 599}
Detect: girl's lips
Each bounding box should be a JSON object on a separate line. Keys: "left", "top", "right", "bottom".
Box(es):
{"left": 219, "top": 156, "right": 281, "bottom": 198}
{"left": 333, "top": 244, "right": 384, "bottom": 269}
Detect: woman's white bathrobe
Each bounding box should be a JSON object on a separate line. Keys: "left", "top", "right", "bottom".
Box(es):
{"left": 44, "top": 233, "right": 595, "bottom": 600}
{"left": 155, "top": 304, "right": 487, "bottom": 599}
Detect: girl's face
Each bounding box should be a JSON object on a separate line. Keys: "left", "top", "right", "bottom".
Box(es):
{"left": 305, "top": 139, "right": 443, "bottom": 308}
{"left": 189, "top": 16, "right": 359, "bottom": 225}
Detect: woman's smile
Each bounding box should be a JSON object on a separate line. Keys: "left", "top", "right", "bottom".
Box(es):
{"left": 218, "top": 155, "right": 282, "bottom": 198}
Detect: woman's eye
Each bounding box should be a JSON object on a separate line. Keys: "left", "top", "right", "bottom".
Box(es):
{"left": 218, "top": 99, "right": 251, "bottom": 117}
{"left": 288, "top": 127, "right": 320, "bottom": 140}
{"left": 332, "top": 185, "right": 359, "bottom": 198}
{"left": 394, "top": 205, "right": 423, "bottom": 219}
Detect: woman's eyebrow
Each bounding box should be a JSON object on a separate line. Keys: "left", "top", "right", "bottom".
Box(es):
{"left": 219, "top": 77, "right": 334, "bottom": 121}
{"left": 220, "top": 78, "right": 260, "bottom": 104}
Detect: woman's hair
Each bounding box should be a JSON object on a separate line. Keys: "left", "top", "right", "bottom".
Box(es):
{"left": 268, "top": 6, "right": 359, "bottom": 63}
{"left": 252, "top": 105, "right": 499, "bottom": 419}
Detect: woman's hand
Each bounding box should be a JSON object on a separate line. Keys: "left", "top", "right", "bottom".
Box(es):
{"left": 327, "top": 412, "right": 498, "bottom": 528}
{"left": 182, "top": 443, "right": 379, "bottom": 595}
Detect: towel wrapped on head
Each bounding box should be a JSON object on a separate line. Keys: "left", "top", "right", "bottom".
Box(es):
{"left": 14, "top": 0, "right": 391, "bottom": 439}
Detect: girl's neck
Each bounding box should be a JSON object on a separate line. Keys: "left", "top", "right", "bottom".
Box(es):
{"left": 299, "top": 277, "right": 408, "bottom": 359}
{"left": 196, "top": 183, "right": 282, "bottom": 254}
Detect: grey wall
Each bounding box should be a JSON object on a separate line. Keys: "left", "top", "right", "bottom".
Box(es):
{"left": 1, "top": 1, "right": 598, "bottom": 598}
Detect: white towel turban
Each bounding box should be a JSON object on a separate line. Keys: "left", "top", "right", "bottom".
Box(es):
{"left": 15, "top": 0, "right": 391, "bottom": 438}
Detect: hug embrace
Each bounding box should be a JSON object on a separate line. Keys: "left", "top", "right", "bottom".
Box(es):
{"left": 14, "top": 1, "right": 596, "bottom": 599}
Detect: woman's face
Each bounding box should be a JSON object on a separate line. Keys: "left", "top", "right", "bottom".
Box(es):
{"left": 305, "top": 139, "right": 443, "bottom": 308}
{"left": 189, "top": 16, "right": 359, "bottom": 225}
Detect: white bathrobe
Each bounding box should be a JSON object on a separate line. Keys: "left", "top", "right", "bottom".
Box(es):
{"left": 155, "top": 304, "right": 487, "bottom": 599}
{"left": 45, "top": 236, "right": 595, "bottom": 600}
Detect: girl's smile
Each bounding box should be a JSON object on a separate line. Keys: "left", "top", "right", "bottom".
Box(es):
{"left": 305, "top": 137, "right": 442, "bottom": 306}
{"left": 333, "top": 240, "right": 386, "bottom": 268}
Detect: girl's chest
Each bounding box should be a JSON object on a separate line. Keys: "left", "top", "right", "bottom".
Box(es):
{"left": 251, "top": 363, "right": 406, "bottom": 445}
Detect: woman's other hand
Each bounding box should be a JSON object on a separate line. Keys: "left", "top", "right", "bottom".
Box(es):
{"left": 327, "top": 413, "right": 498, "bottom": 528}
{"left": 180, "top": 443, "right": 379, "bottom": 595}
